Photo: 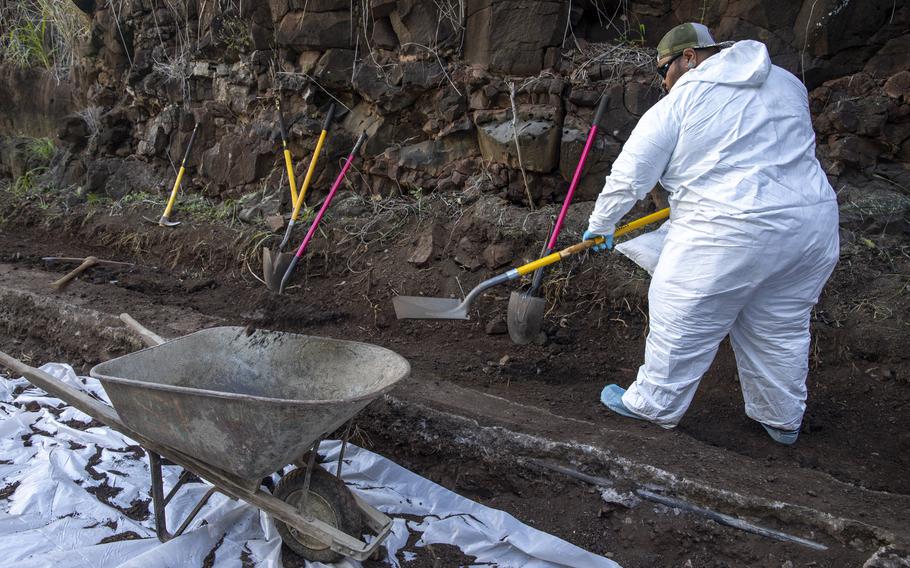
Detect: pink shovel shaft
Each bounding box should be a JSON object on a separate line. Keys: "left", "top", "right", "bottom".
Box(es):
{"left": 547, "top": 95, "right": 609, "bottom": 251}
{"left": 292, "top": 132, "right": 367, "bottom": 259}
{"left": 548, "top": 126, "right": 598, "bottom": 249}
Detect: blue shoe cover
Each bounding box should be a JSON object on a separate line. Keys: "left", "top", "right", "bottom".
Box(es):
{"left": 762, "top": 423, "right": 799, "bottom": 445}
{"left": 600, "top": 384, "right": 646, "bottom": 421}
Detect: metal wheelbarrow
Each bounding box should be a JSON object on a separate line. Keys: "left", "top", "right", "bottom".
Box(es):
{"left": 0, "top": 317, "right": 411, "bottom": 564}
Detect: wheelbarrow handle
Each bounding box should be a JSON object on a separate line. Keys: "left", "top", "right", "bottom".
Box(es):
{"left": 119, "top": 313, "right": 166, "bottom": 347}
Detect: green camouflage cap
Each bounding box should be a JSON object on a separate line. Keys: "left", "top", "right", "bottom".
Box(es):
{"left": 656, "top": 23, "right": 733, "bottom": 61}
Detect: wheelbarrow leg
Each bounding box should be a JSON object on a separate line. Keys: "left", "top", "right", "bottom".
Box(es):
{"left": 336, "top": 420, "right": 353, "bottom": 478}
{"left": 149, "top": 450, "right": 221, "bottom": 542}
{"left": 300, "top": 438, "right": 322, "bottom": 508}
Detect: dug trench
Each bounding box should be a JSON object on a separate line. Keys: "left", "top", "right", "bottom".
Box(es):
{"left": 0, "top": 193, "right": 908, "bottom": 567}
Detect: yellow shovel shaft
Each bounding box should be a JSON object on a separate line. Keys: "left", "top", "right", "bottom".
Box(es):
{"left": 283, "top": 146, "right": 298, "bottom": 205}
{"left": 162, "top": 166, "right": 186, "bottom": 218}
{"left": 516, "top": 251, "right": 562, "bottom": 276}
{"left": 514, "top": 207, "right": 670, "bottom": 277}
{"left": 290, "top": 128, "right": 328, "bottom": 221}
{"left": 614, "top": 208, "right": 669, "bottom": 237}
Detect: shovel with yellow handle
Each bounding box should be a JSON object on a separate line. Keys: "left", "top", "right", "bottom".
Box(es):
{"left": 392, "top": 208, "right": 670, "bottom": 320}
{"left": 158, "top": 123, "right": 199, "bottom": 227}
{"left": 276, "top": 98, "right": 299, "bottom": 206}
{"left": 262, "top": 104, "right": 336, "bottom": 291}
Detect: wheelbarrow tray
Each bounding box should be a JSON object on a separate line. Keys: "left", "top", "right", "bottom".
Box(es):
{"left": 89, "top": 326, "right": 410, "bottom": 486}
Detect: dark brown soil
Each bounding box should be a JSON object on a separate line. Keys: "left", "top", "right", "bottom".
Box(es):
{"left": 0, "top": 195, "right": 907, "bottom": 567}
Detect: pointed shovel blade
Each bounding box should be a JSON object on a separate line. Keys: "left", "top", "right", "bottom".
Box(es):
{"left": 507, "top": 290, "right": 545, "bottom": 344}
{"left": 262, "top": 247, "right": 294, "bottom": 292}
{"left": 392, "top": 296, "right": 469, "bottom": 320}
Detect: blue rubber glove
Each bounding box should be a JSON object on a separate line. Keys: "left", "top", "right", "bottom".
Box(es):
{"left": 583, "top": 230, "right": 613, "bottom": 252}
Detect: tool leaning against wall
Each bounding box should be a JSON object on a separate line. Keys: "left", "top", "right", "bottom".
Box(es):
{"left": 263, "top": 104, "right": 336, "bottom": 291}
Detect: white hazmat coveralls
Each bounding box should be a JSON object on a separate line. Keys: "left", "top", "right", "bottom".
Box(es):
{"left": 587, "top": 40, "right": 839, "bottom": 431}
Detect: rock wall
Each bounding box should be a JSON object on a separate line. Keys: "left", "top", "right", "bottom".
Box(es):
{"left": 0, "top": 0, "right": 907, "bottom": 217}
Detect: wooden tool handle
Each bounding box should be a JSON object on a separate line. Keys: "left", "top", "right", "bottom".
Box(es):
{"left": 119, "top": 313, "right": 166, "bottom": 347}
{"left": 42, "top": 257, "right": 134, "bottom": 267}
{"left": 51, "top": 256, "right": 98, "bottom": 291}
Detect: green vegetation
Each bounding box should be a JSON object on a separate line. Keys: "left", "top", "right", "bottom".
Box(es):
{"left": 3, "top": 17, "right": 52, "bottom": 69}
{"left": 217, "top": 16, "right": 252, "bottom": 53}
{"left": 10, "top": 167, "right": 45, "bottom": 198}
{"left": 4, "top": 137, "right": 56, "bottom": 207}
{"left": 116, "top": 190, "right": 240, "bottom": 224}
{"left": 0, "top": 0, "right": 90, "bottom": 76}
{"left": 27, "top": 137, "right": 55, "bottom": 162}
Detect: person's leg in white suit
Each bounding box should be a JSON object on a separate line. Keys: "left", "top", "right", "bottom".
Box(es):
{"left": 730, "top": 225, "right": 839, "bottom": 436}
{"left": 619, "top": 225, "right": 762, "bottom": 427}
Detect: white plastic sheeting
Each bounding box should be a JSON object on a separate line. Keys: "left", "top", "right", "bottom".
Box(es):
{"left": 614, "top": 223, "right": 669, "bottom": 275}
{"left": 0, "top": 363, "right": 620, "bottom": 568}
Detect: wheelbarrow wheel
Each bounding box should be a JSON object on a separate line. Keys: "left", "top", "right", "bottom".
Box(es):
{"left": 274, "top": 466, "right": 362, "bottom": 564}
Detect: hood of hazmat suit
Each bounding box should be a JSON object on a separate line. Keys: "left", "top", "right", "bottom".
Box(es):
{"left": 587, "top": 40, "right": 840, "bottom": 431}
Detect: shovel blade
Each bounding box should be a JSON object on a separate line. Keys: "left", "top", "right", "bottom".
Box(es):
{"left": 392, "top": 296, "right": 469, "bottom": 320}
{"left": 507, "top": 290, "right": 546, "bottom": 345}
{"left": 262, "top": 247, "right": 294, "bottom": 292}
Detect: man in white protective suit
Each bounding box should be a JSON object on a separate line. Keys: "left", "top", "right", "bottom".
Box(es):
{"left": 582, "top": 23, "right": 840, "bottom": 445}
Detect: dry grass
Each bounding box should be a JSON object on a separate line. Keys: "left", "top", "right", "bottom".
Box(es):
{"left": 0, "top": 0, "right": 90, "bottom": 79}
{"left": 569, "top": 41, "right": 654, "bottom": 84}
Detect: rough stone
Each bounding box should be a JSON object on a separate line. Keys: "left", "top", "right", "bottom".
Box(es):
{"left": 464, "top": 0, "right": 567, "bottom": 75}
{"left": 476, "top": 106, "right": 563, "bottom": 173}
{"left": 353, "top": 62, "right": 402, "bottom": 102}
{"left": 454, "top": 235, "right": 483, "bottom": 270}
{"left": 297, "top": 51, "right": 321, "bottom": 74}
{"left": 371, "top": 0, "right": 397, "bottom": 19}
{"left": 58, "top": 116, "right": 90, "bottom": 152}
{"left": 370, "top": 17, "right": 398, "bottom": 49}
{"left": 822, "top": 97, "right": 891, "bottom": 138}
{"left": 469, "top": 89, "right": 490, "bottom": 111}
{"left": 313, "top": 49, "right": 356, "bottom": 90}
{"left": 559, "top": 122, "right": 622, "bottom": 201}
{"left": 407, "top": 233, "right": 435, "bottom": 267}
{"left": 201, "top": 132, "right": 274, "bottom": 189}
{"left": 389, "top": 0, "right": 457, "bottom": 47}
{"left": 400, "top": 60, "right": 446, "bottom": 90}
{"left": 238, "top": 189, "right": 281, "bottom": 224}
{"left": 268, "top": 0, "right": 290, "bottom": 23}
{"left": 884, "top": 71, "right": 910, "bottom": 102}
{"left": 865, "top": 35, "right": 910, "bottom": 78}
{"left": 277, "top": 10, "right": 351, "bottom": 49}
{"left": 825, "top": 135, "right": 888, "bottom": 169}
{"left": 623, "top": 81, "right": 662, "bottom": 117}
{"left": 794, "top": 0, "right": 901, "bottom": 88}
{"left": 341, "top": 102, "right": 392, "bottom": 156}
{"left": 485, "top": 317, "right": 508, "bottom": 335}
{"left": 398, "top": 133, "right": 479, "bottom": 178}
{"left": 265, "top": 214, "right": 285, "bottom": 232}
{"left": 482, "top": 242, "right": 513, "bottom": 269}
